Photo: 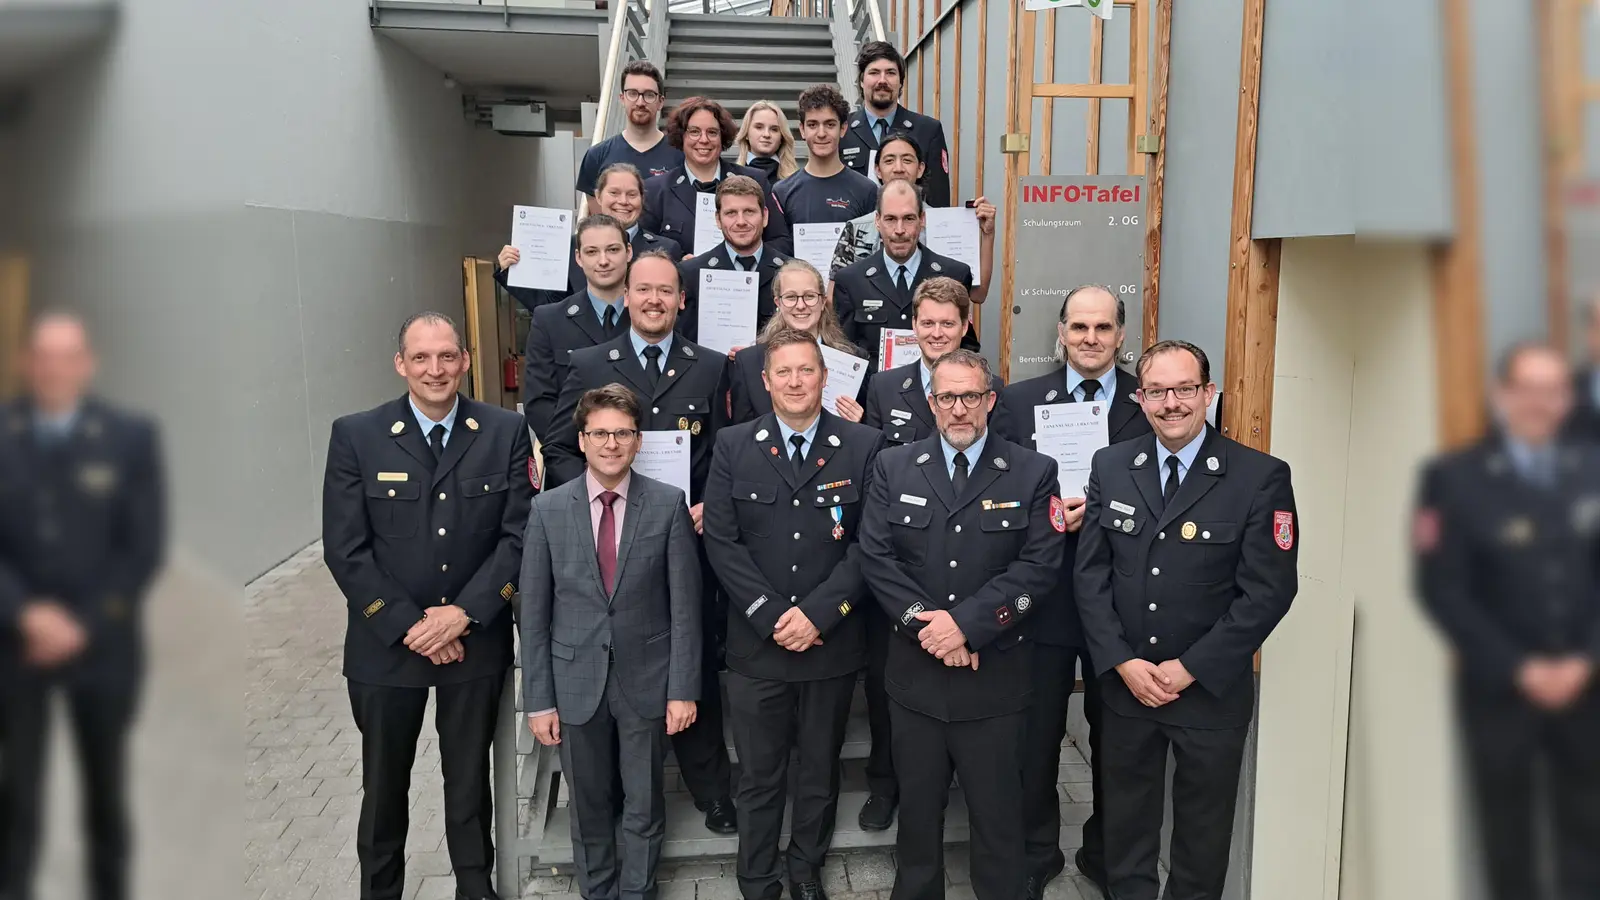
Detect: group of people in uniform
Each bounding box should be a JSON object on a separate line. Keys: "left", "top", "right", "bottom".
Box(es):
{"left": 323, "top": 37, "right": 1304, "bottom": 900}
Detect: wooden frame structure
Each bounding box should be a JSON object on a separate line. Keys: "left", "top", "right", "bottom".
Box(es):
{"left": 0, "top": 257, "right": 26, "bottom": 400}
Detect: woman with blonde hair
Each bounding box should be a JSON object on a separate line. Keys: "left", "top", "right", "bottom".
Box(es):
{"left": 734, "top": 101, "right": 800, "bottom": 184}
{"left": 729, "top": 258, "right": 867, "bottom": 423}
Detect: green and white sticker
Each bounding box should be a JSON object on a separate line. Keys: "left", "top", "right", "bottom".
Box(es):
{"left": 1022, "top": 0, "right": 1112, "bottom": 19}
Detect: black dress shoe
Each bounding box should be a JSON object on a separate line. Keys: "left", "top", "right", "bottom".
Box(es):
{"left": 1074, "top": 847, "right": 1109, "bottom": 895}
{"left": 703, "top": 796, "right": 738, "bottom": 834}
{"left": 1026, "top": 853, "right": 1066, "bottom": 900}
{"left": 790, "top": 880, "right": 828, "bottom": 900}
{"left": 857, "top": 794, "right": 896, "bottom": 830}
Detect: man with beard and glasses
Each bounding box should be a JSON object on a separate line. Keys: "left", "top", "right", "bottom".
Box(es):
{"left": 542, "top": 250, "right": 740, "bottom": 836}
{"left": 838, "top": 42, "right": 951, "bottom": 209}
{"left": 498, "top": 163, "right": 683, "bottom": 314}
{"left": 1075, "top": 339, "right": 1299, "bottom": 900}
{"left": 857, "top": 349, "right": 1065, "bottom": 900}
{"left": 576, "top": 61, "right": 683, "bottom": 199}
{"left": 998, "top": 284, "right": 1152, "bottom": 898}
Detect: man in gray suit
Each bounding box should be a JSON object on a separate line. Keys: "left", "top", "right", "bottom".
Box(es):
{"left": 521, "top": 383, "right": 704, "bottom": 900}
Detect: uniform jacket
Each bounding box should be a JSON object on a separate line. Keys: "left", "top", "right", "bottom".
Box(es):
{"left": 495, "top": 228, "right": 682, "bottom": 314}
{"left": 831, "top": 245, "right": 973, "bottom": 374}
{"left": 677, "top": 241, "right": 789, "bottom": 344}
{"left": 519, "top": 471, "right": 702, "bottom": 725}
{"left": 522, "top": 290, "right": 630, "bottom": 440}
{"left": 1075, "top": 426, "right": 1299, "bottom": 728}
{"left": 542, "top": 330, "right": 731, "bottom": 501}
{"left": 728, "top": 341, "right": 871, "bottom": 425}
{"left": 1001, "top": 365, "right": 1150, "bottom": 650}
{"left": 0, "top": 399, "right": 164, "bottom": 680}
{"left": 640, "top": 163, "right": 793, "bottom": 257}
{"left": 323, "top": 394, "right": 535, "bottom": 688}
{"left": 1415, "top": 436, "right": 1600, "bottom": 692}
{"left": 858, "top": 433, "right": 1064, "bottom": 721}
{"left": 703, "top": 412, "right": 885, "bottom": 681}
{"left": 861, "top": 360, "right": 1012, "bottom": 448}
{"left": 839, "top": 106, "right": 952, "bottom": 209}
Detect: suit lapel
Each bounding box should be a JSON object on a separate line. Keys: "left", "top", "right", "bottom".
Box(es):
{"left": 652, "top": 341, "right": 697, "bottom": 401}
{"left": 850, "top": 114, "right": 881, "bottom": 151}
{"left": 565, "top": 297, "right": 607, "bottom": 346}
{"left": 609, "top": 484, "right": 648, "bottom": 596}
{"left": 895, "top": 366, "right": 936, "bottom": 431}
{"left": 601, "top": 334, "right": 656, "bottom": 398}
{"left": 668, "top": 171, "right": 698, "bottom": 230}
{"left": 909, "top": 246, "right": 952, "bottom": 292}
{"left": 916, "top": 442, "right": 958, "bottom": 511}
{"left": 1128, "top": 436, "right": 1165, "bottom": 519}
{"left": 386, "top": 397, "right": 437, "bottom": 472}
{"left": 754, "top": 413, "right": 803, "bottom": 491}
{"left": 570, "top": 486, "right": 606, "bottom": 598}
{"left": 866, "top": 258, "right": 902, "bottom": 305}
{"left": 1154, "top": 429, "right": 1227, "bottom": 533}
{"left": 1108, "top": 368, "right": 1142, "bottom": 437}
{"left": 431, "top": 397, "right": 480, "bottom": 489}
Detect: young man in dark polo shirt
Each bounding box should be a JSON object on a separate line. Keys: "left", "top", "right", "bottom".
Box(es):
{"left": 773, "top": 84, "right": 878, "bottom": 226}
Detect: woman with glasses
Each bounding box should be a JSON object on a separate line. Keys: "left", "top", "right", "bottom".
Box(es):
{"left": 729, "top": 259, "right": 868, "bottom": 424}
{"left": 640, "top": 96, "right": 792, "bottom": 257}
{"left": 735, "top": 101, "right": 800, "bottom": 184}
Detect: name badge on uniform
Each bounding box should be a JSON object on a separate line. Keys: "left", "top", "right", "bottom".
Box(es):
{"left": 843, "top": 146, "right": 861, "bottom": 157}
{"left": 377, "top": 472, "right": 409, "bottom": 482}
{"left": 78, "top": 464, "right": 117, "bottom": 495}
{"left": 1109, "top": 500, "right": 1136, "bottom": 515}
{"left": 863, "top": 299, "right": 884, "bottom": 309}
{"left": 898, "top": 494, "right": 927, "bottom": 507}
{"left": 890, "top": 409, "right": 912, "bottom": 421}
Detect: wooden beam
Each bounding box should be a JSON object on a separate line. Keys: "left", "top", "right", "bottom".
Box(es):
{"left": 1130, "top": 0, "right": 1148, "bottom": 176}
{"left": 933, "top": 0, "right": 943, "bottom": 128}
{"left": 1141, "top": 0, "right": 1172, "bottom": 349}
{"left": 975, "top": 0, "right": 989, "bottom": 195}
{"left": 1086, "top": 15, "right": 1104, "bottom": 174}
{"left": 916, "top": 0, "right": 926, "bottom": 104}
{"left": 953, "top": 4, "right": 964, "bottom": 196}
{"left": 1433, "top": 0, "right": 1487, "bottom": 448}
{"left": 1221, "top": 239, "right": 1282, "bottom": 450}
{"left": 0, "top": 256, "right": 27, "bottom": 400}
{"left": 1220, "top": 0, "right": 1269, "bottom": 445}
{"left": 999, "top": 2, "right": 1036, "bottom": 384}
{"left": 1540, "top": 0, "right": 1568, "bottom": 350}
{"left": 1032, "top": 83, "right": 1135, "bottom": 99}
{"left": 1039, "top": 10, "right": 1056, "bottom": 175}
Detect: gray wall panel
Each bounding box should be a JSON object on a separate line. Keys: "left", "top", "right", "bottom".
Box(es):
{"left": 1354, "top": 0, "right": 1452, "bottom": 236}
{"left": 1252, "top": 0, "right": 1353, "bottom": 238}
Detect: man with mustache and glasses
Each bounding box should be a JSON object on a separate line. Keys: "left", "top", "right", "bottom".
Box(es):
{"left": 857, "top": 349, "right": 1065, "bottom": 900}
{"left": 1074, "top": 339, "right": 1299, "bottom": 900}
{"left": 542, "top": 250, "right": 740, "bottom": 836}
{"left": 498, "top": 163, "right": 683, "bottom": 314}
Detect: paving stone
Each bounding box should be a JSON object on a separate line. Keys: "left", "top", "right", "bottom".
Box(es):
{"left": 283, "top": 815, "right": 342, "bottom": 841}
{"left": 695, "top": 876, "right": 742, "bottom": 900}
{"left": 1045, "top": 877, "right": 1087, "bottom": 900}
{"left": 945, "top": 884, "right": 977, "bottom": 900}
{"left": 278, "top": 778, "right": 326, "bottom": 800}
{"left": 845, "top": 852, "right": 896, "bottom": 892}
{"left": 289, "top": 835, "right": 348, "bottom": 860}
{"left": 945, "top": 852, "right": 970, "bottom": 885}
{"left": 244, "top": 837, "right": 300, "bottom": 868}
{"left": 524, "top": 874, "right": 575, "bottom": 892}
{"left": 820, "top": 855, "right": 851, "bottom": 894}
{"left": 658, "top": 863, "right": 720, "bottom": 882}
{"left": 656, "top": 880, "right": 697, "bottom": 900}
{"left": 1067, "top": 875, "right": 1101, "bottom": 899}
{"left": 408, "top": 850, "right": 455, "bottom": 877}
{"left": 416, "top": 875, "right": 458, "bottom": 900}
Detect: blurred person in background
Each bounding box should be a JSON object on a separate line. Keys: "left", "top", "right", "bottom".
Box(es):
{"left": 1415, "top": 342, "right": 1600, "bottom": 900}
{"left": 735, "top": 101, "right": 800, "bottom": 184}
{"left": 322, "top": 312, "right": 536, "bottom": 900}
{"left": 0, "top": 312, "right": 165, "bottom": 900}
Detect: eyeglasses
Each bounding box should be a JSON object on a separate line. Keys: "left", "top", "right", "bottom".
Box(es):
{"left": 622, "top": 89, "right": 661, "bottom": 103}
{"left": 931, "top": 391, "right": 989, "bottom": 410}
{"left": 582, "top": 428, "right": 639, "bottom": 445}
{"left": 1137, "top": 384, "right": 1204, "bottom": 402}
{"left": 777, "top": 291, "right": 824, "bottom": 307}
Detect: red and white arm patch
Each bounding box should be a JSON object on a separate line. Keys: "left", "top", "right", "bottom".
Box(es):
{"left": 1413, "top": 507, "right": 1440, "bottom": 554}
{"left": 1273, "top": 510, "right": 1295, "bottom": 551}
{"left": 1049, "top": 495, "right": 1068, "bottom": 533}
{"left": 528, "top": 456, "right": 542, "bottom": 491}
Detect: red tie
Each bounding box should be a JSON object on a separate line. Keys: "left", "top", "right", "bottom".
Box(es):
{"left": 597, "top": 490, "right": 620, "bottom": 595}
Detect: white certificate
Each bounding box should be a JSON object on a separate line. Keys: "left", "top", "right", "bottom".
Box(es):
{"left": 923, "top": 206, "right": 982, "bottom": 286}
{"left": 695, "top": 269, "right": 760, "bottom": 355}
{"left": 792, "top": 222, "right": 846, "bottom": 287}
{"left": 694, "top": 192, "right": 722, "bottom": 256}
{"left": 1033, "top": 402, "right": 1110, "bottom": 497}
{"left": 867, "top": 150, "right": 879, "bottom": 184}
{"left": 820, "top": 344, "right": 869, "bottom": 413}
{"left": 633, "top": 431, "right": 692, "bottom": 500}
{"left": 507, "top": 205, "right": 572, "bottom": 291}
{"left": 877, "top": 328, "right": 918, "bottom": 371}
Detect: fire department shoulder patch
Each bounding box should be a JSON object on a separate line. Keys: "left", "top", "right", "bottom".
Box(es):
{"left": 1274, "top": 510, "right": 1295, "bottom": 551}
{"left": 1049, "top": 495, "right": 1068, "bottom": 533}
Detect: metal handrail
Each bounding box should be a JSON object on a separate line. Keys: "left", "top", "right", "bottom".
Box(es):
{"left": 848, "top": 0, "right": 885, "bottom": 44}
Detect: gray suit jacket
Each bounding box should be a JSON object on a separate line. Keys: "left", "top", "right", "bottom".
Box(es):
{"left": 519, "top": 470, "right": 703, "bottom": 726}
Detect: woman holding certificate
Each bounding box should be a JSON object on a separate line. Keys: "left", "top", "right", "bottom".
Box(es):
{"left": 729, "top": 259, "right": 869, "bottom": 425}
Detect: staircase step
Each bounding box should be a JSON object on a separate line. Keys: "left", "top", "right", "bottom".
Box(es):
{"left": 671, "top": 12, "right": 836, "bottom": 26}
{"left": 667, "top": 59, "right": 840, "bottom": 81}
{"left": 669, "top": 22, "right": 836, "bottom": 45}
{"left": 533, "top": 788, "right": 954, "bottom": 869}
{"left": 667, "top": 79, "right": 826, "bottom": 98}
{"left": 668, "top": 41, "right": 838, "bottom": 63}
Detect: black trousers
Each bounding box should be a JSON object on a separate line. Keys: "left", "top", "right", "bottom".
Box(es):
{"left": 1099, "top": 707, "right": 1248, "bottom": 900}
{"left": 863, "top": 608, "right": 897, "bottom": 800}
{"left": 0, "top": 667, "right": 140, "bottom": 900}
{"left": 561, "top": 668, "right": 669, "bottom": 900}
{"left": 888, "top": 701, "right": 1026, "bottom": 900}
{"left": 1022, "top": 644, "right": 1104, "bottom": 877}
{"left": 348, "top": 673, "right": 504, "bottom": 900}
{"left": 671, "top": 559, "right": 733, "bottom": 809}
{"left": 725, "top": 671, "right": 855, "bottom": 900}
{"left": 1456, "top": 682, "right": 1600, "bottom": 900}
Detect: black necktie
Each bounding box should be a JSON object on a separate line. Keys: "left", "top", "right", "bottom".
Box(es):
{"left": 695, "top": 179, "right": 718, "bottom": 193}
{"left": 895, "top": 265, "right": 909, "bottom": 296}
{"left": 603, "top": 305, "right": 618, "bottom": 338}
{"left": 875, "top": 118, "right": 889, "bottom": 141}
{"left": 642, "top": 345, "right": 663, "bottom": 387}
{"left": 952, "top": 451, "right": 969, "bottom": 496}
{"left": 1162, "top": 455, "right": 1181, "bottom": 505}
{"left": 1079, "top": 381, "right": 1099, "bottom": 403}
{"left": 790, "top": 434, "right": 806, "bottom": 478}
{"left": 429, "top": 424, "right": 446, "bottom": 460}
{"left": 737, "top": 255, "right": 757, "bottom": 272}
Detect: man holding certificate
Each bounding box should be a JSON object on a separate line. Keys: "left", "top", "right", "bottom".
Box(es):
{"left": 702, "top": 329, "right": 885, "bottom": 900}
{"left": 831, "top": 180, "right": 975, "bottom": 373}
{"left": 679, "top": 176, "right": 789, "bottom": 346}
{"left": 998, "top": 284, "right": 1151, "bottom": 898}
{"left": 542, "top": 250, "right": 740, "bottom": 835}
